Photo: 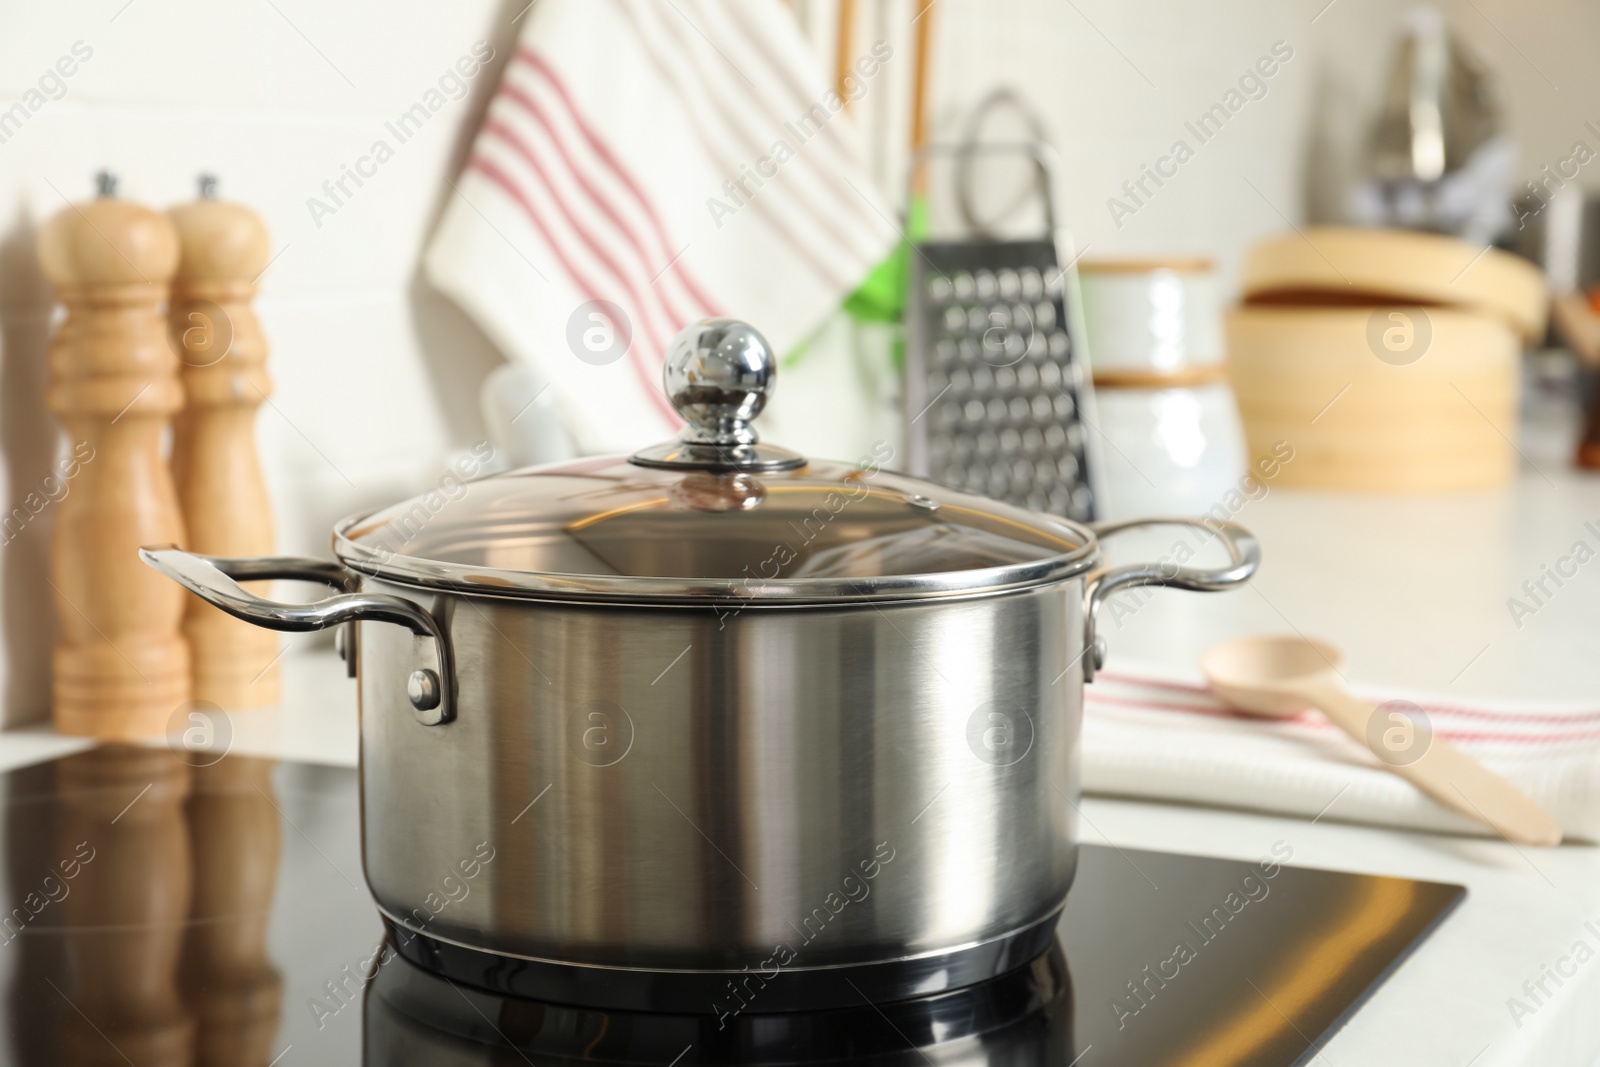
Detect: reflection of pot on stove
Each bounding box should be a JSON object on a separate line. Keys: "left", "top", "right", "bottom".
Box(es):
{"left": 56, "top": 746, "right": 195, "bottom": 1066}
{"left": 180, "top": 758, "right": 284, "bottom": 1067}
{"left": 362, "top": 936, "right": 1076, "bottom": 1065}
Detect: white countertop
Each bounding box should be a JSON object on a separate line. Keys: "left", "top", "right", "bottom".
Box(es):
{"left": 1093, "top": 391, "right": 1600, "bottom": 1065}
{"left": 4, "top": 395, "right": 1599, "bottom": 1065}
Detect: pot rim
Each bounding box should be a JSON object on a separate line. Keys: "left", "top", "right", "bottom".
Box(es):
{"left": 330, "top": 510, "right": 1102, "bottom": 605}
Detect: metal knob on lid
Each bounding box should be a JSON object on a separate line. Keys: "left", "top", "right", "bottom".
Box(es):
{"left": 630, "top": 318, "right": 807, "bottom": 473}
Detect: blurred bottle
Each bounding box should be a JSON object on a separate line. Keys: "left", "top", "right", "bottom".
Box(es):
{"left": 1349, "top": 7, "right": 1514, "bottom": 246}
{"left": 479, "top": 362, "right": 576, "bottom": 471}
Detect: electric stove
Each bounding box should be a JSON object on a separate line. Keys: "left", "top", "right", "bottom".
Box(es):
{"left": 0, "top": 748, "right": 1463, "bottom": 1065}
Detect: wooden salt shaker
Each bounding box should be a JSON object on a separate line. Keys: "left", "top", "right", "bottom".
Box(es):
{"left": 169, "top": 175, "right": 280, "bottom": 707}
{"left": 39, "top": 172, "right": 190, "bottom": 738}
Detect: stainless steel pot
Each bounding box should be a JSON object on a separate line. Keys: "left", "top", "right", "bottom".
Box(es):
{"left": 143, "top": 319, "right": 1257, "bottom": 1013}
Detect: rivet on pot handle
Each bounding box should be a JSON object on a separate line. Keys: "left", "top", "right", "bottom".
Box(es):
{"left": 138, "top": 546, "right": 456, "bottom": 726}
{"left": 1081, "top": 518, "right": 1260, "bottom": 683}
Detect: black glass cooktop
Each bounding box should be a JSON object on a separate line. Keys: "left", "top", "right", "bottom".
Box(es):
{"left": 0, "top": 749, "right": 1463, "bottom": 1065}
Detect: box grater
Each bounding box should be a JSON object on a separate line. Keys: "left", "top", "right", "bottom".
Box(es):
{"left": 904, "top": 237, "right": 1097, "bottom": 522}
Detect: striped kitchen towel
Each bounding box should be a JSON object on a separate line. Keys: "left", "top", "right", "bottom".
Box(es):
{"left": 1084, "top": 660, "right": 1600, "bottom": 843}
{"left": 424, "top": 0, "right": 898, "bottom": 454}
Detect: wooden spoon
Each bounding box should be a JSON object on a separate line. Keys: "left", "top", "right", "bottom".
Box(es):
{"left": 1202, "top": 635, "right": 1562, "bottom": 847}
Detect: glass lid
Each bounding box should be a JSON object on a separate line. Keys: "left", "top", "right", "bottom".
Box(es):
{"left": 334, "top": 320, "right": 1097, "bottom": 603}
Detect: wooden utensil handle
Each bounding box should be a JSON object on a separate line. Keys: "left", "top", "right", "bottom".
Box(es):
{"left": 1306, "top": 682, "right": 1562, "bottom": 847}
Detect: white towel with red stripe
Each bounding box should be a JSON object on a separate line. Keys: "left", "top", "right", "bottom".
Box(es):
{"left": 424, "top": 0, "right": 898, "bottom": 453}
{"left": 1086, "top": 661, "right": 1600, "bottom": 843}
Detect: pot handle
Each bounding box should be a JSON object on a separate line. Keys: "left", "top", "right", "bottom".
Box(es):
{"left": 1081, "top": 518, "right": 1259, "bottom": 683}
{"left": 138, "top": 546, "right": 455, "bottom": 726}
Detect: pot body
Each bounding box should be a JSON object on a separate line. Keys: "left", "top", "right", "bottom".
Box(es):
{"left": 355, "top": 576, "right": 1082, "bottom": 980}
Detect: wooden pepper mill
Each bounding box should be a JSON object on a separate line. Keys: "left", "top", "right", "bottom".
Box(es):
{"left": 169, "top": 175, "right": 280, "bottom": 708}
{"left": 39, "top": 172, "right": 190, "bottom": 738}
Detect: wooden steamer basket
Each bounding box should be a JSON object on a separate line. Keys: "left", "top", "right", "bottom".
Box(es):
{"left": 1227, "top": 227, "right": 1547, "bottom": 492}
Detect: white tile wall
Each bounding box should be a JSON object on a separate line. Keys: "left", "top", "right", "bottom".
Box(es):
{"left": 914, "top": 0, "right": 1311, "bottom": 284}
